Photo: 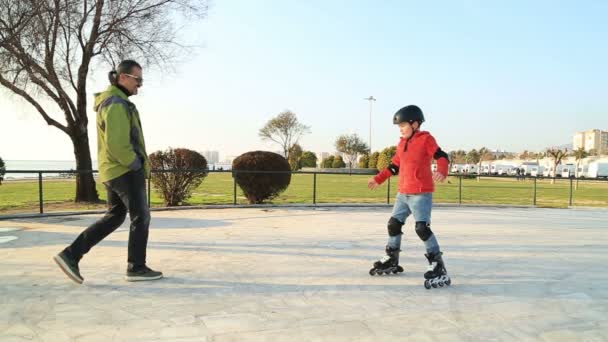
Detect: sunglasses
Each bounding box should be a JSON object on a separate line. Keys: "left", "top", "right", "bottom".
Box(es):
{"left": 124, "top": 73, "right": 144, "bottom": 85}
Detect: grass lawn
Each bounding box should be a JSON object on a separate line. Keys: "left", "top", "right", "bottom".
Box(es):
{"left": 1, "top": 173, "right": 607, "bottom": 215}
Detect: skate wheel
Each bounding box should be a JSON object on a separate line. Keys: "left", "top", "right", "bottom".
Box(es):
{"left": 424, "top": 280, "right": 431, "bottom": 289}
{"left": 445, "top": 278, "right": 451, "bottom": 286}
{"left": 396, "top": 266, "right": 404, "bottom": 273}
{"left": 431, "top": 281, "right": 438, "bottom": 288}
{"left": 438, "top": 281, "right": 444, "bottom": 287}
{"left": 369, "top": 268, "right": 376, "bottom": 276}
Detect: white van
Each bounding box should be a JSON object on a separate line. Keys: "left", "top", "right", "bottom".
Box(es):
{"left": 587, "top": 161, "right": 608, "bottom": 179}
{"left": 561, "top": 164, "right": 576, "bottom": 178}
{"left": 531, "top": 166, "right": 545, "bottom": 177}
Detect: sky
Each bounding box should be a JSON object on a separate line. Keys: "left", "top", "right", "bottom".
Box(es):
{"left": 1, "top": 0, "right": 607, "bottom": 161}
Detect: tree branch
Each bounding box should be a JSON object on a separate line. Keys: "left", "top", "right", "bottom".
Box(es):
{"left": 0, "top": 74, "right": 70, "bottom": 135}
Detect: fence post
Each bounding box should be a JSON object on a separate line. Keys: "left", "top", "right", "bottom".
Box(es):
{"left": 458, "top": 174, "right": 462, "bottom": 205}
{"left": 233, "top": 171, "right": 237, "bottom": 205}
{"left": 569, "top": 177, "right": 573, "bottom": 206}
{"left": 533, "top": 177, "right": 537, "bottom": 206}
{"left": 313, "top": 172, "right": 317, "bottom": 205}
{"left": 38, "top": 172, "right": 43, "bottom": 214}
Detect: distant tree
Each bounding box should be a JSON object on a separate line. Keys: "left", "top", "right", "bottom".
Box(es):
{"left": 0, "top": 0, "right": 209, "bottom": 202}
{"left": 532, "top": 152, "right": 545, "bottom": 163}
{"left": 259, "top": 110, "right": 310, "bottom": 160}
{"left": 449, "top": 150, "right": 467, "bottom": 164}
{"left": 321, "top": 155, "right": 335, "bottom": 168}
{"left": 573, "top": 147, "right": 588, "bottom": 189}
{"left": 332, "top": 155, "right": 346, "bottom": 168}
{"left": 335, "top": 133, "right": 369, "bottom": 170}
{"left": 495, "top": 152, "right": 515, "bottom": 160}
{"left": 466, "top": 149, "right": 480, "bottom": 165}
{"left": 358, "top": 154, "right": 369, "bottom": 168}
{"left": 376, "top": 146, "right": 397, "bottom": 171}
{"left": 547, "top": 148, "right": 567, "bottom": 184}
{"left": 368, "top": 151, "right": 380, "bottom": 169}
{"left": 300, "top": 151, "right": 318, "bottom": 168}
{"left": 288, "top": 143, "right": 303, "bottom": 170}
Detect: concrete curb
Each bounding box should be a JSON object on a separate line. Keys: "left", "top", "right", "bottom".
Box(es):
{"left": 3, "top": 202, "right": 605, "bottom": 221}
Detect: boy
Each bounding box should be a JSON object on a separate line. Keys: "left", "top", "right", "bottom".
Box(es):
{"left": 368, "top": 105, "right": 451, "bottom": 289}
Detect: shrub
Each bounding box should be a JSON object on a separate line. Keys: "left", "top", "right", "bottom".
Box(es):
{"left": 368, "top": 151, "right": 380, "bottom": 169}
{"left": 332, "top": 155, "right": 346, "bottom": 168}
{"left": 358, "top": 154, "right": 369, "bottom": 168}
{"left": 321, "top": 155, "right": 335, "bottom": 168}
{"left": 149, "top": 148, "right": 208, "bottom": 206}
{"left": 232, "top": 151, "right": 291, "bottom": 204}
{"left": 376, "top": 146, "right": 397, "bottom": 171}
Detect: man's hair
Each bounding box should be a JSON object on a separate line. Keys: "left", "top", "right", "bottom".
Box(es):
{"left": 108, "top": 60, "right": 142, "bottom": 85}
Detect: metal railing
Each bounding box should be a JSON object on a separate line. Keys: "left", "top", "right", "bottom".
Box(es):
{"left": 1, "top": 169, "right": 607, "bottom": 215}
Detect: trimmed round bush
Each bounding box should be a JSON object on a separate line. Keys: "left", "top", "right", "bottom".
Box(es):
{"left": 232, "top": 151, "right": 291, "bottom": 204}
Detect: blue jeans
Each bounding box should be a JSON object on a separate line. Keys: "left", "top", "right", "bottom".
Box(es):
{"left": 387, "top": 192, "right": 440, "bottom": 255}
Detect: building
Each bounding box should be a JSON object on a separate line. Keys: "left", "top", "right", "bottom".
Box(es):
{"left": 202, "top": 150, "right": 220, "bottom": 164}
{"left": 573, "top": 129, "right": 608, "bottom": 154}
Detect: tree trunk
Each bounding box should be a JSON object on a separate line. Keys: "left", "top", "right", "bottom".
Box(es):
{"left": 575, "top": 161, "right": 580, "bottom": 190}
{"left": 72, "top": 131, "right": 100, "bottom": 203}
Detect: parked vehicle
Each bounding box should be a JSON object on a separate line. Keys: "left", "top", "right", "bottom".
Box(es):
{"left": 587, "top": 161, "right": 608, "bottom": 179}
{"left": 530, "top": 166, "right": 545, "bottom": 177}
{"left": 561, "top": 164, "right": 576, "bottom": 178}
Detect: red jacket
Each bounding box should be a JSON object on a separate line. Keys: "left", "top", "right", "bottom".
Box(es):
{"left": 374, "top": 131, "right": 449, "bottom": 194}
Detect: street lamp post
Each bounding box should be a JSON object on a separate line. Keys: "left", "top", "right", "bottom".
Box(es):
{"left": 363, "top": 96, "right": 376, "bottom": 153}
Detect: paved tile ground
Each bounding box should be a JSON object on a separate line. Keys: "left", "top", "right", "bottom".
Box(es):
{"left": 1, "top": 206, "right": 607, "bottom": 341}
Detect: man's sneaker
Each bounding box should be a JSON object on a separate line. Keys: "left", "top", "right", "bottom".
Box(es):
{"left": 53, "top": 251, "right": 83, "bottom": 284}
{"left": 126, "top": 265, "right": 163, "bottom": 282}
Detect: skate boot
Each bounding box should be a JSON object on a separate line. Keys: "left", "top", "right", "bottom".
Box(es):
{"left": 369, "top": 245, "right": 404, "bottom": 276}
{"left": 423, "top": 252, "right": 451, "bottom": 289}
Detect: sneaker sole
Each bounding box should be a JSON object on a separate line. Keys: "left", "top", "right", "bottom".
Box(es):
{"left": 53, "top": 255, "right": 83, "bottom": 284}
{"left": 125, "top": 274, "right": 163, "bottom": 282}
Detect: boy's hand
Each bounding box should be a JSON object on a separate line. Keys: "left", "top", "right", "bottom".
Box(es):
{"left": 432, "top": 172, "right": 446, "bottom": 183}
{"left": 368, "top": 178, "right": 380, "bottom": 190}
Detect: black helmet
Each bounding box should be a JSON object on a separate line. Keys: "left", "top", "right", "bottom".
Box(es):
{"left": 393, "top": 105, "right": 425, "bottom": 125}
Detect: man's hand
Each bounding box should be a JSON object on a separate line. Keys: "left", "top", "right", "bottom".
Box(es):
{"left": 368, "top": 178, "right": 380, "bottom": 190}
{"left": 432, "top": 171, "right": 446, "bottom": 183}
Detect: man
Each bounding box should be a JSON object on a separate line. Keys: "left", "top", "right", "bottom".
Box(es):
{"left": 54, "top": 60, "right": 162, "bottom": 284}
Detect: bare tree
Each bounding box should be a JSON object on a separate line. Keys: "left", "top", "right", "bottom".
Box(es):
{"left": 287, "top": 143, "right": 303, "bottom": 171}
{"left": 477, "top": 147, "right": 493, "bottom": 180}
{"left": 259, "top": 110, "right": 310, "bottom": 159}
{"left": 335, "top": 133, "right": 369, "bottom": 170}
{"left": 0, "top": 0, "right": 208, "bottom": 202}
{"left": 547, "top": 148, "right": 567, "bottom": 184}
